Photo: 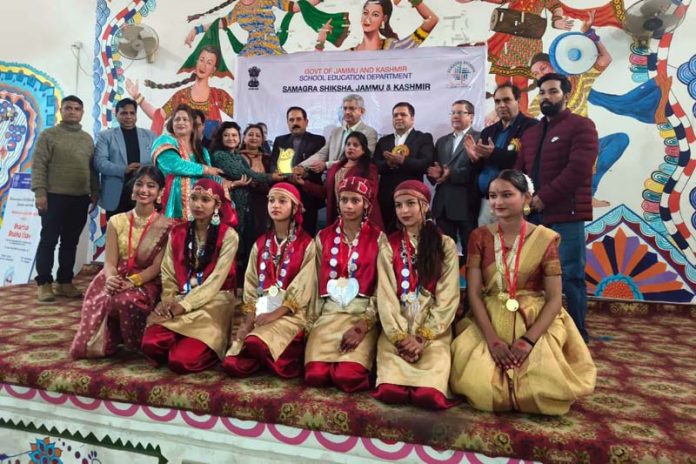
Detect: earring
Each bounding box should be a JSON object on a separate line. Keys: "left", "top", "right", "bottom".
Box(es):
{"left": 187, "top": 206, "right": 194, "bottom": 222}
{"left": 381, "top": 21, "right": 385, "bottom": 29}
{"left": 523, "top": 204, "right": 531, "bottom": 216}
{"left": 211, "top": 208, "right": 221, "bottom": 226}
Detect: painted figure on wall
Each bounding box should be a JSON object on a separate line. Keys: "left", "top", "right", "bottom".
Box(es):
{"left": 315, "top": 0, "right": 439, "bottom": 51}
{"left": 125, "top": 44, "right": 233, "bottom": 139}
{"left": 184, "top": 0, "right": 351, "bottom": 57}
{"left": 456, "top": 0, "right": 624, "bottom": 112}
{"left": 527, "top": 11, "right": 629, "bottom": 208}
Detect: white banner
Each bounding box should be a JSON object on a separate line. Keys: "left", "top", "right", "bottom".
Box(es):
{"left": 234, "top": 46, "right": 487, "bottom": 142}
{"left": 0, "top": 173, "right": 42, "bottom": 286}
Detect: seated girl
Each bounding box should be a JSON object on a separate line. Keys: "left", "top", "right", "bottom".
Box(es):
{"left": 450, "top": 170, "right": 596, "bottom": 414}
{"left": 141, "top": 178, "right": 239, "bottom": 374}
{"left": 373, "top": 180, "right": 460, "bottom": 409}
{"left": 70, "top": 166, "right": 171, "bottom": 358}
{"left": 222, "top": 183, "right": 315, "bottom": 378}
{"left": 304, "top": 176, "right": 385, "bottom": 392}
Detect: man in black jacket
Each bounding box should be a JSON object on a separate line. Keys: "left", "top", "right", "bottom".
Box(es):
{"left": 472, "top": 83, "right": 539, "bottom": 225}
{"left": 374, "top": 102, "right": 434, "bottom": 233}
{"left": 271, "top": 106, "right": 325, "bottom": 235}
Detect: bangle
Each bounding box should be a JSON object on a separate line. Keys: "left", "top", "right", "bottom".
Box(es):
{"left": 521, "top": 335, "right": 536, "bottom": 347}
{"left": 314, "top": 42, "right": 325, "bottom": 51}
{"left": 584, "top": 28, "right": 600, "bottom": 43}
{"left": 127, "top": 274, "right": 143, "bottom": 287}
{"left": 135, "top": 94, "right": 144, "bottom": 105}
{"left": 195, "top": 25, "right": 204, "bottom": 34}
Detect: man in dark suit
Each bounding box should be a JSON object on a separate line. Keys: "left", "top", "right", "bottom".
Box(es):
{"left": 374, "top": 102, "right": 434, "bottom": 233}
{"left": 472, "top": 83, "right": 539, "bottom": 225}
{"left": 271, "top": 106, "right": 326, "bottom": 235}
{"left": 427, "top": 100, "right": 480, "bottom": 265}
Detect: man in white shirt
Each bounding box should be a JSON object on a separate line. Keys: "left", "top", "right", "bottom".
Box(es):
{"left": 297, "top": 94, "right": 378, "bottom": 174}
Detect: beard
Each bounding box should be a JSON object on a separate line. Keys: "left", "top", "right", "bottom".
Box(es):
{"left": 540, "top": 100, "right": 563, "bottom": 117}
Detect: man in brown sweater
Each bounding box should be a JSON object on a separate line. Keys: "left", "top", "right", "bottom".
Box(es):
{"left": 31, "top": 95, "right": 99, "bottom": 302}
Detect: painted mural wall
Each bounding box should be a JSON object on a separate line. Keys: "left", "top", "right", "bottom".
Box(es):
{"left": 2, "top": 0, "right": 696, "bottom": 304}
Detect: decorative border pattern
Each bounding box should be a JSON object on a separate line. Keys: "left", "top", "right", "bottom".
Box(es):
{"left": 586, "top": 205, "right": 696, "bottom": 302}
{"left": 0, "top": 383, "right": 534, "bottom": 464}
{"left": 640, "top": 0, "right": 696, "bottom": 261}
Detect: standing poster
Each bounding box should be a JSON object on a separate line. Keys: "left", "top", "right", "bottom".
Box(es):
{"left": 0, "top": 173, "right": 41, "bottom": 285}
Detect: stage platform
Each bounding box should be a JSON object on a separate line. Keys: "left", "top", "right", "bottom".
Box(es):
{"left": 1, "top": 275, "right": 695, "bottom": 463}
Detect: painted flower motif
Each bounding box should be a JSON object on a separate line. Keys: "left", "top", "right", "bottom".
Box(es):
{"left": 586, "top": 228, "right": 692, "bottom": 302}
{"left": 29, "top": 437, "right": 63, "bottom": 464}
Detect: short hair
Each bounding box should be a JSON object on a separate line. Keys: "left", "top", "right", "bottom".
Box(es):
{"left": 452, "top": 99, "right": 474, "bottom": 115}
{"left": 286, "top": 106, "right": 307, "bottom": 120}
{"left": 530, "top": 52, "right": 550, "bottom": 68}
{"left": 494, "top": 83, "right": 521, "bottom": 101}
{"left": 115, "top": 98, "right": 137, "bottom": 113}
{"left": 193, "top": 109, "right": 206, "bottom": 123}
{"left": 209, "top": 121, "right": 241, "bottom": 153}
{"left": 392, "top": 102, "right": 415, "bottom": 117}
{"left": 537, "top": 73, "right": 572, "bottom": 95}
{"left": 61, "top": 95, "right": 83, "bottom": 108}
{"left": 343, "top": 94, "right": 365, "bottom": 109}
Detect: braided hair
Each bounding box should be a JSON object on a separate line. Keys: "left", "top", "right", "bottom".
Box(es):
{"left": 144, "top": 46, "right": 220, "bottom": 90}
{"left": 184, "top": 220, "right": 220, "bottom": 274}
{"left": 415, "top": 210, "right": 444, "bottom": 285}
{"left": 188, "top": 0, "right": 235, "bottom": 22}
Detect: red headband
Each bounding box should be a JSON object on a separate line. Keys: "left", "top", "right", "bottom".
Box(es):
{"left": 269, "top": 182, "right": 304, "bottom": 226}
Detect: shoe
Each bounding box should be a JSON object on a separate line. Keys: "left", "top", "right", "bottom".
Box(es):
{"left": 37, "top": 283, "right": 56, "bottom": 302}
{"left": 53, "top": 282, "right": 83, "bottom": 298}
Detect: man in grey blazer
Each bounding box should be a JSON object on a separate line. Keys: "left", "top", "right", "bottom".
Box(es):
{"left": 297, "top": 94, "right": 378, "bottom": 174}
{"left": 427, "top": 100, "right": 480, "bottom": 265}
{"left": 94, "top": 98, "right": 156, "bottom": 218}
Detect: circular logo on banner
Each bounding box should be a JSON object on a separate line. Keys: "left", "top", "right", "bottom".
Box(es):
{"left": 447, "top": 61, "right": 475, "bottom": 88}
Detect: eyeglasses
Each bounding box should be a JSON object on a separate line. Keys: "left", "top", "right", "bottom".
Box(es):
{"left": 450, "top": 111, "right": 472, "bottom": 116}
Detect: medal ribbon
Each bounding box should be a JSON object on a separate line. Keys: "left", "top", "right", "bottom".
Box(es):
{"left": 126, "top": 211, "right": 157, "bottom": 273}
{"left": 497, "top": 221, "right": 527, "bottom": 300}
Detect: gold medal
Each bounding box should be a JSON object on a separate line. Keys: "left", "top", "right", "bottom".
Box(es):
{"left": 392, "top": 144, "right": 410, "bottom": 157}
{"left": 505, "top": 298, "right": 519, "bottom": 312}
{"left": 268, "top": 285, "right": 279, "bottom": 297}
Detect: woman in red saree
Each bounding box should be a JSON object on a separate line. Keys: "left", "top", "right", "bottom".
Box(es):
{"left": 70, "top": 166, "right": 172, "bottom": 358}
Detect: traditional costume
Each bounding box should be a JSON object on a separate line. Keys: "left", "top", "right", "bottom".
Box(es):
{"left": 141, "top": 179, "right": 239, "bottom": 373}
{"left": 222, "top": 183, "right": 315, "bottom": 378}
{"left": 151, "top": 133, "right": 217, "bottom": 220}
{"left": 304, "top": 177, "right": 385, "bottom": 392}
{"left": 70, "top": 211, "right": 171, "bottom": 358}
{"left": 373, "top": 181, "right": 460, "bottom": 409}
{"left": 450, "top": 224, "right": 596, "bottom": 414}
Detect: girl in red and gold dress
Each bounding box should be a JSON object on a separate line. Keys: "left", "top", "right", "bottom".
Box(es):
{"left": 304, "top": 176, "right": 386, "bottom": 392}
{"left": 141, "top": 178, "right": 238, "bottom": 374}
{"left": 373, "top": 180, "right": 460, "bottom": 409}
{"left": 222, "top": 183, "right": 315, "bottom": 378}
